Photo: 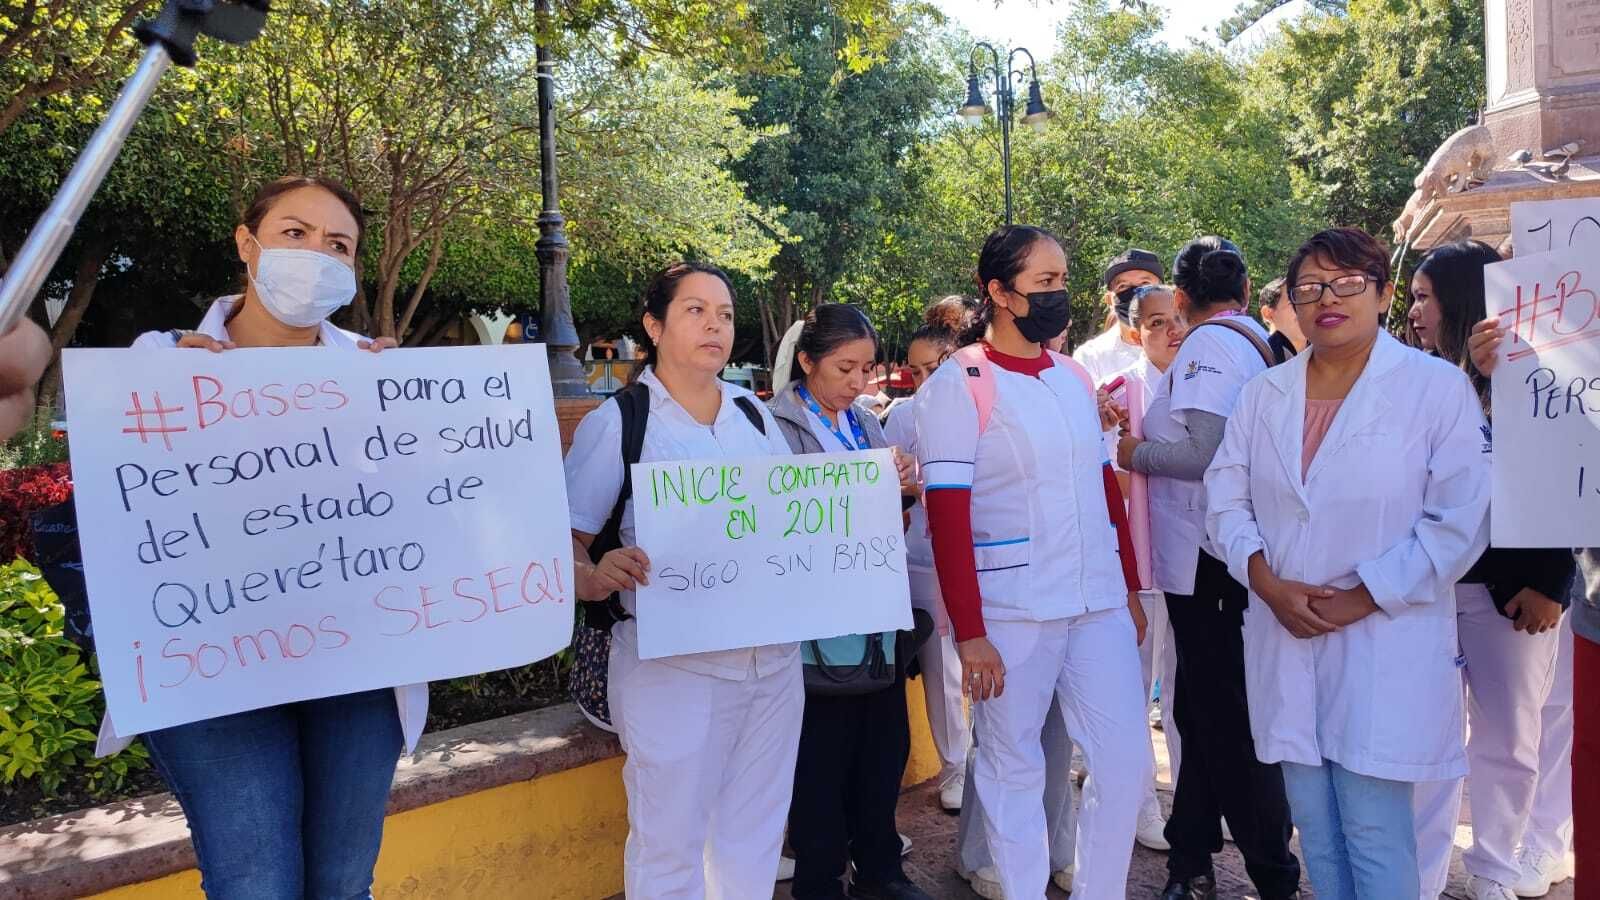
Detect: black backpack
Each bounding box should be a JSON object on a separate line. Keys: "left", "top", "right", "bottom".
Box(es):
{"left": 570, "top": 381, "right": 767, "bottom": 730}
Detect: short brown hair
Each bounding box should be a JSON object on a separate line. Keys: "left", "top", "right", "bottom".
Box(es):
{"left": 241, "top": 175, "right": 367, "bottom": 250}
{"left": 1286, "top": 227, "right": 1391, "bottom": 290}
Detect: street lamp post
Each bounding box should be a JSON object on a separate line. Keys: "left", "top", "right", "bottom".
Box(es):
{"left": 534, "top": 0, "right": 588, "bottom": 397}
{"left": 959, "top": 43, "right": 1052, "bottom": 225}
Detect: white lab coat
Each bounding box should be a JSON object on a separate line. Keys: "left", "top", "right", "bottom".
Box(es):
{"left": 1204, "top": 332, "right": 1490, "bottom": 783}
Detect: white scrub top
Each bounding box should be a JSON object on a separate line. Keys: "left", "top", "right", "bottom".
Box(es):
{"left": 913, "top": 355, "right": 1128, "bottom": 624}
{"left": 564, "top": 367, "right": 799, "bottom": 681}
{"left": 1205, "top": 332, "right": 1490, "bottom": 782}
{"left": 100, "top": 297, "right": 430, "bottom": 757}
{"left": 1144, "top": 315, "right": 1270, "bottom": 595}
{"left": 1073, "top": 324, "right": 1143, "bottom": 387}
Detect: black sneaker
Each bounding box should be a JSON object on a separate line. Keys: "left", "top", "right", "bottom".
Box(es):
{"left": 1160, "top": 875, "right": 1218, "bottom": 900}
{"left": 848, "top": 877, "right": 935, "bottom": 900}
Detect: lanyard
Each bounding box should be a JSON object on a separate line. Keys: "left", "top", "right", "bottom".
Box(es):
{"left": 795, "top": 383, "right": 868, "bottom": 451}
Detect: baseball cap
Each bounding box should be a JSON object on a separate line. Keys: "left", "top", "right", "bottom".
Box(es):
{"left": 1103, "top": 248, "right": 1164, "bottom": 288}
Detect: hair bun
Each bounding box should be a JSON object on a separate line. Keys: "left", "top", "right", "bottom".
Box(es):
{"left": 1199, "top": 249, "right": 1245, "bottom": 280}
{"left": 924, "top": 295, "right": 977, "bottom": 331}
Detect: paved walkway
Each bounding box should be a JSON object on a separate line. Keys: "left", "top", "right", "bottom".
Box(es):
{"left": 768, "top": 723, "right": 1577, "bottom": 899}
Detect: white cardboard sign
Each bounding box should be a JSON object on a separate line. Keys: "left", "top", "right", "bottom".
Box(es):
{"left": 62, "top": 346, "right": 574, "bottom": 736}
{"left": 1484, "top": 249, "right": 1600, "bottom": 547}
{"left": 1509, "top": 198, "right": 1600, "bottom": 257}
{"left": 630, "top": 448, "right": 912, "bottom": 659}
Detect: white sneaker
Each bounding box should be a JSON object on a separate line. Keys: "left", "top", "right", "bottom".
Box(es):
{"left": 940, "top": 770, "right": 965, "bottom": 812}
{"left": 1136, "top": 808, "right": 1171, "bottom": 851}
{"left": 1513, "top": 847, "right": 1572, "bottom": 897}
{"left": 1052, "top": 866, "right": 1074, "bottom": 892}
{"left": 1467, "top": 875, "right": 1519, "bottom": 900}
{"left": 900, "top": 833, "right": 913, "bottom": 856}
{"left": 965, "top": 866, "right": 1004, "bottom": 900}
{"left": 777, "top": 855, "right": 795, "bottom": 882}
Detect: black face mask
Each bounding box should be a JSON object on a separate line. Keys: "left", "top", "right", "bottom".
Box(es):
{"left": 1010, "top": 288, "right": 1071, "bottom": 344}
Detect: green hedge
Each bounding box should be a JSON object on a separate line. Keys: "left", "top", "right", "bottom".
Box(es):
{"left": 0, "top": 559, "right": 146, "bottom": 794}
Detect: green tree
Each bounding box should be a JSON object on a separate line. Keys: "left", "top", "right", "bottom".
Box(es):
{"left": 728, "top": 0, "right": 944, "bottom": 364}
{"left": 842, "top": 1, "right": 1321, "bottom": 351}
{"left": 0, "top": 0, "right": 155, "bottom": 139}
{"left": 1247, "top": 0, "right": 1484, "bottom": 238}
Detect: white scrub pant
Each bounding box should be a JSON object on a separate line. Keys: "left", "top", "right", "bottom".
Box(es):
{"left": 957, "top": 694, "right": 1077, "bottom": 875}
{"left": 609, "top": 645, "right": 804, "bottom": 900}
{"left": 1413, "top": 584, "right": 1562, "bottom": 894}
{"left": 1524, "top": 614, "right": 1574, "bottom": 860}
{"left": 1139, "top": 590, "right": 1180, "bottom": 812}
{"left": 917, "top": 632, "right": 970, "bottom": 785}
{"left": 971, "top": 610, "right": 1151, "bottom": 900}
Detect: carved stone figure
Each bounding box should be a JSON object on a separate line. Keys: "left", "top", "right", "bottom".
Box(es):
{"left": 1392, "top": 124, "right": 1496, "bottom": 243}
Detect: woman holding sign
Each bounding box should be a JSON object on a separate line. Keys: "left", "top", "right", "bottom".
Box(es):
{"left": 914, "top": 224, "right": 1151, "bottom": 900}
{"left": 768, "top": 303, "right": 931, "bottom": 900}
{"left": 1406, "top": 243, "right": 1575, "bottom": 900}
{"left": 565, "top": 261, "right": 800, "bottom": 900}
{"left": 1205, "top": 227, "right": 1490, "bottom": 899}
{"left": 107, "top": 176, "right": 416, "bottom": 900}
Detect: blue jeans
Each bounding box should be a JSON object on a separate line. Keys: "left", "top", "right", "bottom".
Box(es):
{"left": 143, "top": 689, "right": 404, "bottom": 900}
{"left": 1280, "top": 760, "right": 1418, "bottom": 900}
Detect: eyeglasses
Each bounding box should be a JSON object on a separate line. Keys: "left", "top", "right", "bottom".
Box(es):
{"left": 1290, "top": 274, "right": 1376, "bottom": 306}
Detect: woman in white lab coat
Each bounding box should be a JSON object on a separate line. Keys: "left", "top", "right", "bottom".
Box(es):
{"left": 565, "top": 262, "right": 801, "bottom": 900}
{"left": 1205, "top": 227, "right": 1491, "bottom": 900}
{"left": 915, "top": 224, "right": 1150, "bottom": 900}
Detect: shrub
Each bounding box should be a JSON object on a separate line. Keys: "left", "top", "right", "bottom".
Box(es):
{"left": 0, "top": 559, "right": 145, "bottom": 794}
{"left": 0, "top": 407, "right": 69, "bottom": 472}
{"left": 0, "top": 462, "right": 71, "bottom": 563}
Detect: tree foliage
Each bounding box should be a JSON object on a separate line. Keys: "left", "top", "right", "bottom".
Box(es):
{"left": 1248, "top": 0, "right": 1483, "bottom": 238}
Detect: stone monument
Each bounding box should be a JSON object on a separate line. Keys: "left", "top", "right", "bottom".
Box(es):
{"left": 1395, "top": 0, "right": 1600, "bottom": 253}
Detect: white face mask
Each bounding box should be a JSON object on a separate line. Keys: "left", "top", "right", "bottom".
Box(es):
{"left": 247, "top": 236, "right": 357, "bottom": 327}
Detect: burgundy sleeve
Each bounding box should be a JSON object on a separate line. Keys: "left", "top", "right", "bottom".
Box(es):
{"left": 924, "top": 487, "right": 986, "bottom": 642}
{"left": 1103, "top": 462, "right": 1139, "bottom": 592}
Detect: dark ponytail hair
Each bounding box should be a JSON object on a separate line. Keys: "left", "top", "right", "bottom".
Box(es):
{"left": 791, "top": 304, "right": 879, "bottom": 384}
{"left": 1171, "top": 236, "right": 1248, "bottom": 311}
{"left": 1414, "top": 240, "right": 1501, "bottom": 412}
{"left": 910, "top": 294, "right": 982, "bottom": 351}
{"left": 633, "top": 260, "right": 736, "bottom": 380}
{"left": 975, "top": 224, "right": 1060, "bottom": 332}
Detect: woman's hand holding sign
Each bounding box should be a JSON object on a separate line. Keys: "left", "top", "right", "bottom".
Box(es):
{"left": 572, "top": 532, "right": 652, "bottom": 601}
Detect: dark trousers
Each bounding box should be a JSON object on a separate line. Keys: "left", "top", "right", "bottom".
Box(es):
{"left": 788, "top": 677, "right": 911, "bottom": 899}
{"left": 1164, "top": 551, "right": 1302, "bottom": 899}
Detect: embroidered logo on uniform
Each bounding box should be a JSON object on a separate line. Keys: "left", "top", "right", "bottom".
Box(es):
{"left": 1182, "top": 361, "right": 1222, "bottom": 381}
{"left": 966, "top": 366, "right": 981, "bottom": 377}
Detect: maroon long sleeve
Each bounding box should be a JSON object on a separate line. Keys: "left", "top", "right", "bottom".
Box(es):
{"left": 1103, "top": 462, "right": 1139, "bottom": 592}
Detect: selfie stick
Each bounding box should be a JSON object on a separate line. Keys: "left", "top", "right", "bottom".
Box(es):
{"left": 0, "top": 0, "right": 269, "bottom": 336}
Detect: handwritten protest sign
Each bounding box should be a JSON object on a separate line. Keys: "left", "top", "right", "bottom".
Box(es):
{"left": 1509, "top": 198, "right": 1600, "bottom": 256}
{"left": 62, "top": 346, "right": 573, "bottom": 736}
{"left": 1485, "top": 247, "right": 1600, "bottom": 547}
{"left": 630, "top": 448, "right": 911, "bottom": 659}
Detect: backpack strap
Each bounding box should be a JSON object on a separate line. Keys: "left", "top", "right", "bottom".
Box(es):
{"left": 952, "top": 344, "right": 996, "bottom": 435}
{"left": 954, "top": 345, "right": 1099, "bottom": 436}
{"left": 733, "top": 395, "right": 767, "bottom": 435}
{"left": 586, "top": 381, "right": 651, "bottom": 626}
{"left": 1046, "top": 349, "right": 1097, "bottom": 397}
{"left": 1188, "top": 317, "right": 1276, "bottom": 368}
